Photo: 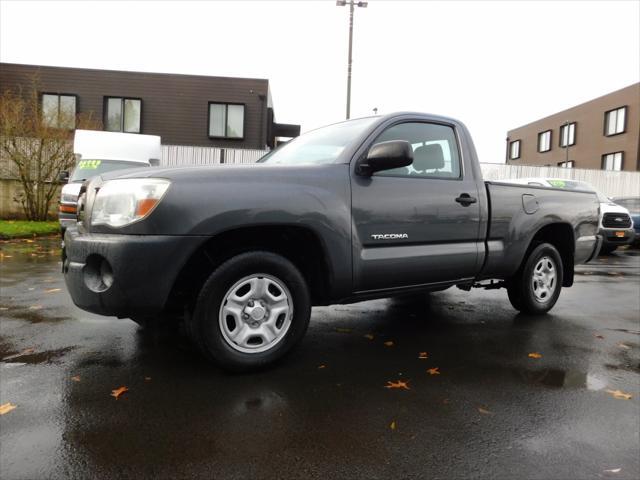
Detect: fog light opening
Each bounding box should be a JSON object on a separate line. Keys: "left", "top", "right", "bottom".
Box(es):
{"left": 83, "top": 255, "right": 114, "bottom": 293}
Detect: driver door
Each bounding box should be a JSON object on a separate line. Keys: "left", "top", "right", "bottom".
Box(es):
{"left": 351, "top": 121, "right": 481, "bottom": 292}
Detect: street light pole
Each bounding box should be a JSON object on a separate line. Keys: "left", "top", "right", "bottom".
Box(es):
{"left": 336, "top": 1, "right": 368, "bottom": 120}
{"left": 565, "top": 120, "right": 570, "bottom": 166}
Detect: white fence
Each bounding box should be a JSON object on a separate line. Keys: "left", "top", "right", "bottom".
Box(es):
{"left": 480, "top": 163, "right": 640, "bottom": 198}
{"left": 161, "top": 145, "right": 267, "bottom": 167}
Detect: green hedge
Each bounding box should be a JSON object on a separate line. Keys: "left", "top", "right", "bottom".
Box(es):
{"left": 0, "top": 220, "right": 60, "bottom": 239}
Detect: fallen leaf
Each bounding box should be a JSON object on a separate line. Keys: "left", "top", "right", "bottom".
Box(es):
{"left": 71, "top": 376, "right": 81, "bottom": 382}
{"left": 28, "top": 305, "right": 42, "bottom": 310}
{"left": 528, "top": 352, "right": 542, "bottom": 359}
{"left": 1, "top": 348, "right": 35, "bottom": 361}
{"left": 335, "top": 328, "right": 351, "bottom": 333}
{"left": 594, "top": 334, "right": 605, "bottom": 339}
{"left": 0, "top": 403, "right": 17, "bottom": 415}
{"left": 478, "top": 407, "right": 493, "bottom": 415}
{"left": 617, "top": 343, "right": 631, "bottom": 350}
{"left": 110, "top": 386, "right": 129, "bottom": 400}
{"left": 604, "top": 468, "right": 621, "bottom": 473}
{"left": 25, "top": 239, "right": 34, "bottom": 243}
{"left": 427, "top": 367, "right": 440, "bottom": 375}
{"left": 390, "top": 420, "right": 396, "bottom": 430}
{"left": 605, "top": 389, "right": 632, "bottom": 400}
{"left": 144, "top": 377, "right": 152, "bottom": 381}
{"left": 364, "top": 333, "right": 374, "bottom": 340}
{"left": 385, "top": 380, "right": 410, "bottom": 390}
{"left": 318, "top": 364, "right": 326, "bottom": 369}
{"left": 45, "top": 288, "right": 61, "bottom": 293}
{"left": 418, "top": 352, "right": 428, "bottom": 359}
{"left": 384, "top": 341, "right": 394, "bottom": 347}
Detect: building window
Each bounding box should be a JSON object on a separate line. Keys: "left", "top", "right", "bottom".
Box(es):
{"left": 509, "top": 140, "right": 521, "bottom": 160}
{"left": 558, "top": 161, "right": 574, "bottom": 168}
{"left": 41, "top": 93, "right": 76, "bottom": 129}
{"left": 559, "top": 122, "right": 576, "bottom": 147}
{"left": 602, "top": 152, "right": 623, "bottom": 171}
{"left": 208, "top": 103, "right": 244, "bottom": 139}
{"left": 105, "top": 97, "right": 141, "bottom": 133}
{"left": 604, "top": 106, "right": 626, "bottom": 136}
{"left": 538, "top": 130, "right": 552, "bottom": 152}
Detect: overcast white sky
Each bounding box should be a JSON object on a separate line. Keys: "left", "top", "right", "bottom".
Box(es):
{"left": 1, "top": 0, "right": 638, "bottom": 162}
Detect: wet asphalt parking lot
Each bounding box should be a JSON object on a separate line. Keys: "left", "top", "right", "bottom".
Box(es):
{"left": 0, "top": 238, "right": 639, "bottom": 480}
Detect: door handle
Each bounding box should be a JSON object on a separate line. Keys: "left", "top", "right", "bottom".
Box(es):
{"left": 455, "top": 193, "right": 477, "bottom": 206}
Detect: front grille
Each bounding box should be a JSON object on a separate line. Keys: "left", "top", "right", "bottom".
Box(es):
{"left": 602, "top": 212, "right": 632, "bottom": 228}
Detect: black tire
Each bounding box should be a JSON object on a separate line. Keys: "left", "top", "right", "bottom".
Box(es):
{"left": 190, "top": 251, "right": 311, "bottom": 372}
{"left": 507, "top": 243, "right": 563, "bottom": 315}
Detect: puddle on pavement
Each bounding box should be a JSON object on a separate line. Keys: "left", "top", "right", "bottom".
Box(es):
{"left": 0, "top": 305, "right": 68, "bottom": 324}
{"left": 1, "top": 346, "right": 76, "bottom": 365}
{"left": 0, "top": 237, "right": 61, "bottom": 258}
{"left": 517, "top": 368, "right": 608, "bottom": 391}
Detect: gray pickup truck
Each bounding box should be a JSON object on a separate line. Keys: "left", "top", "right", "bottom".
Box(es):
{"left": 63, "top": 113, "right": 601, "bottom": 370}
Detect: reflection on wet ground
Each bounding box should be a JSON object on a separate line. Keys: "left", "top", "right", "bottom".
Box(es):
{"left": 1, "top": 238, "right": 639, "bottom": 479}
{"left": 517, "top": 367, "right": 608, "bottom": 390}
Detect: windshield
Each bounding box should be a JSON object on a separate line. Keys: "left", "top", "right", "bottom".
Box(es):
{"left": 259, "top": 117, "right": 378, "bottom": 165}
{"left": 70, "top": 159, "right": 149, "bottom": 182}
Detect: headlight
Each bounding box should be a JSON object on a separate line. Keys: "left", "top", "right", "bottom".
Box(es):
{"left": 61, "top": 192, "right": 78, "bottom": 204}
{"left": 91, "top": 178, "right": 170, "bottom": 228}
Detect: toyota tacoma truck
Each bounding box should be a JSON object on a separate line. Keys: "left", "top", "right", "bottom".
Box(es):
{"left": 63, "top": 113, "right": 602, "bottom": 371}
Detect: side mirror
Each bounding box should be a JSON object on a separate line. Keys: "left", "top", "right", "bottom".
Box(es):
{"left": 149, "top": 158, "right": 160, "bottom": 167}
{"left": 59, "top": 170, "right": 69, "bottom": 183}
{"left": 357, "top": 140, "right": 413, "bottom": 176}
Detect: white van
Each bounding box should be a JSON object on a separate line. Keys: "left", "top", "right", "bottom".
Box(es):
{"left": 59, "top": 130, "right": 161, "bottom": 231}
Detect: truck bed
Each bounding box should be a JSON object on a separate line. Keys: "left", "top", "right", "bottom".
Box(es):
{"left": 480, "top": 181, "right": 600, "bottom": 280}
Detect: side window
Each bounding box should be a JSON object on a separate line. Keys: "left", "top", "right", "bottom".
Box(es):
{"left": 373, "top": 122, "right": 461, "bottom": 179}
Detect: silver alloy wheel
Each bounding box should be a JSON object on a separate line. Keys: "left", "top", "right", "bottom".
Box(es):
{"left": 219, "top": 274, "right": 293, "bottom": 354}
{"left": 531, "top": 256, "right": 557, "bottom": 303}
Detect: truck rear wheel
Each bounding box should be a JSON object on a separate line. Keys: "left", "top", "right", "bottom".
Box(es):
{"left": 507, "top": 243, "right": 563, "bottom": 315}
{"left": 191, "top": 251, "right": 311, "bottom": 371}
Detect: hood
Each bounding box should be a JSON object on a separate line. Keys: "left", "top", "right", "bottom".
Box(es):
{"left": 600, "top": 202, "right": 630, "bottom": 215}
{"left": 100, "top": 163, "right": 332, "bottom": 183}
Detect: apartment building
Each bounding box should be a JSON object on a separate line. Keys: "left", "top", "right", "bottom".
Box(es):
{"left": 506, "top": 83, "right": 639, "bottom": 171}
{"left": 0, "top": 62, "right": 300, "bottom": 150}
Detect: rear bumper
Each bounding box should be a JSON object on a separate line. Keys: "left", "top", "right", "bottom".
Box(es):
{"left": 63, "top": 228, "right": 207, "bottom": 317}
{"left": 599, "top": 227, "right": 635, "bottom": 246}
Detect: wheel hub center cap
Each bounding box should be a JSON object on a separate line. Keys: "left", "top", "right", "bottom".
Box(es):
{"left": 248, "top": 305, "right": 266, "bottom": 321}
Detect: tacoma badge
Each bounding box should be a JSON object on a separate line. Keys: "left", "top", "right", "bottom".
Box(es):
{"left": 371, "top": 233, "right": 409, "bottom": 240}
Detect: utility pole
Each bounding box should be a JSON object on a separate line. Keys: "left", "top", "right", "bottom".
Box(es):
{"left": 336, "top": 1, "right": 368, "bottom": 119}
{"left": 564, "top": 120, "right": 570, "bottom": 166}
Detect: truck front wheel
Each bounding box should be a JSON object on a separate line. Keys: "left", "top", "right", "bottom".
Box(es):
{"left": 507, "top": 243, "right": 563, "bottom": 315}
{"left": 191, "top": 251, "right": 311, "bottom": 371}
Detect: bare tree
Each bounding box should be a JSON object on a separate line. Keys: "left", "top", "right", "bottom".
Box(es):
{"left": 0, "top": 77, "right": 100, "bottom": 220}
